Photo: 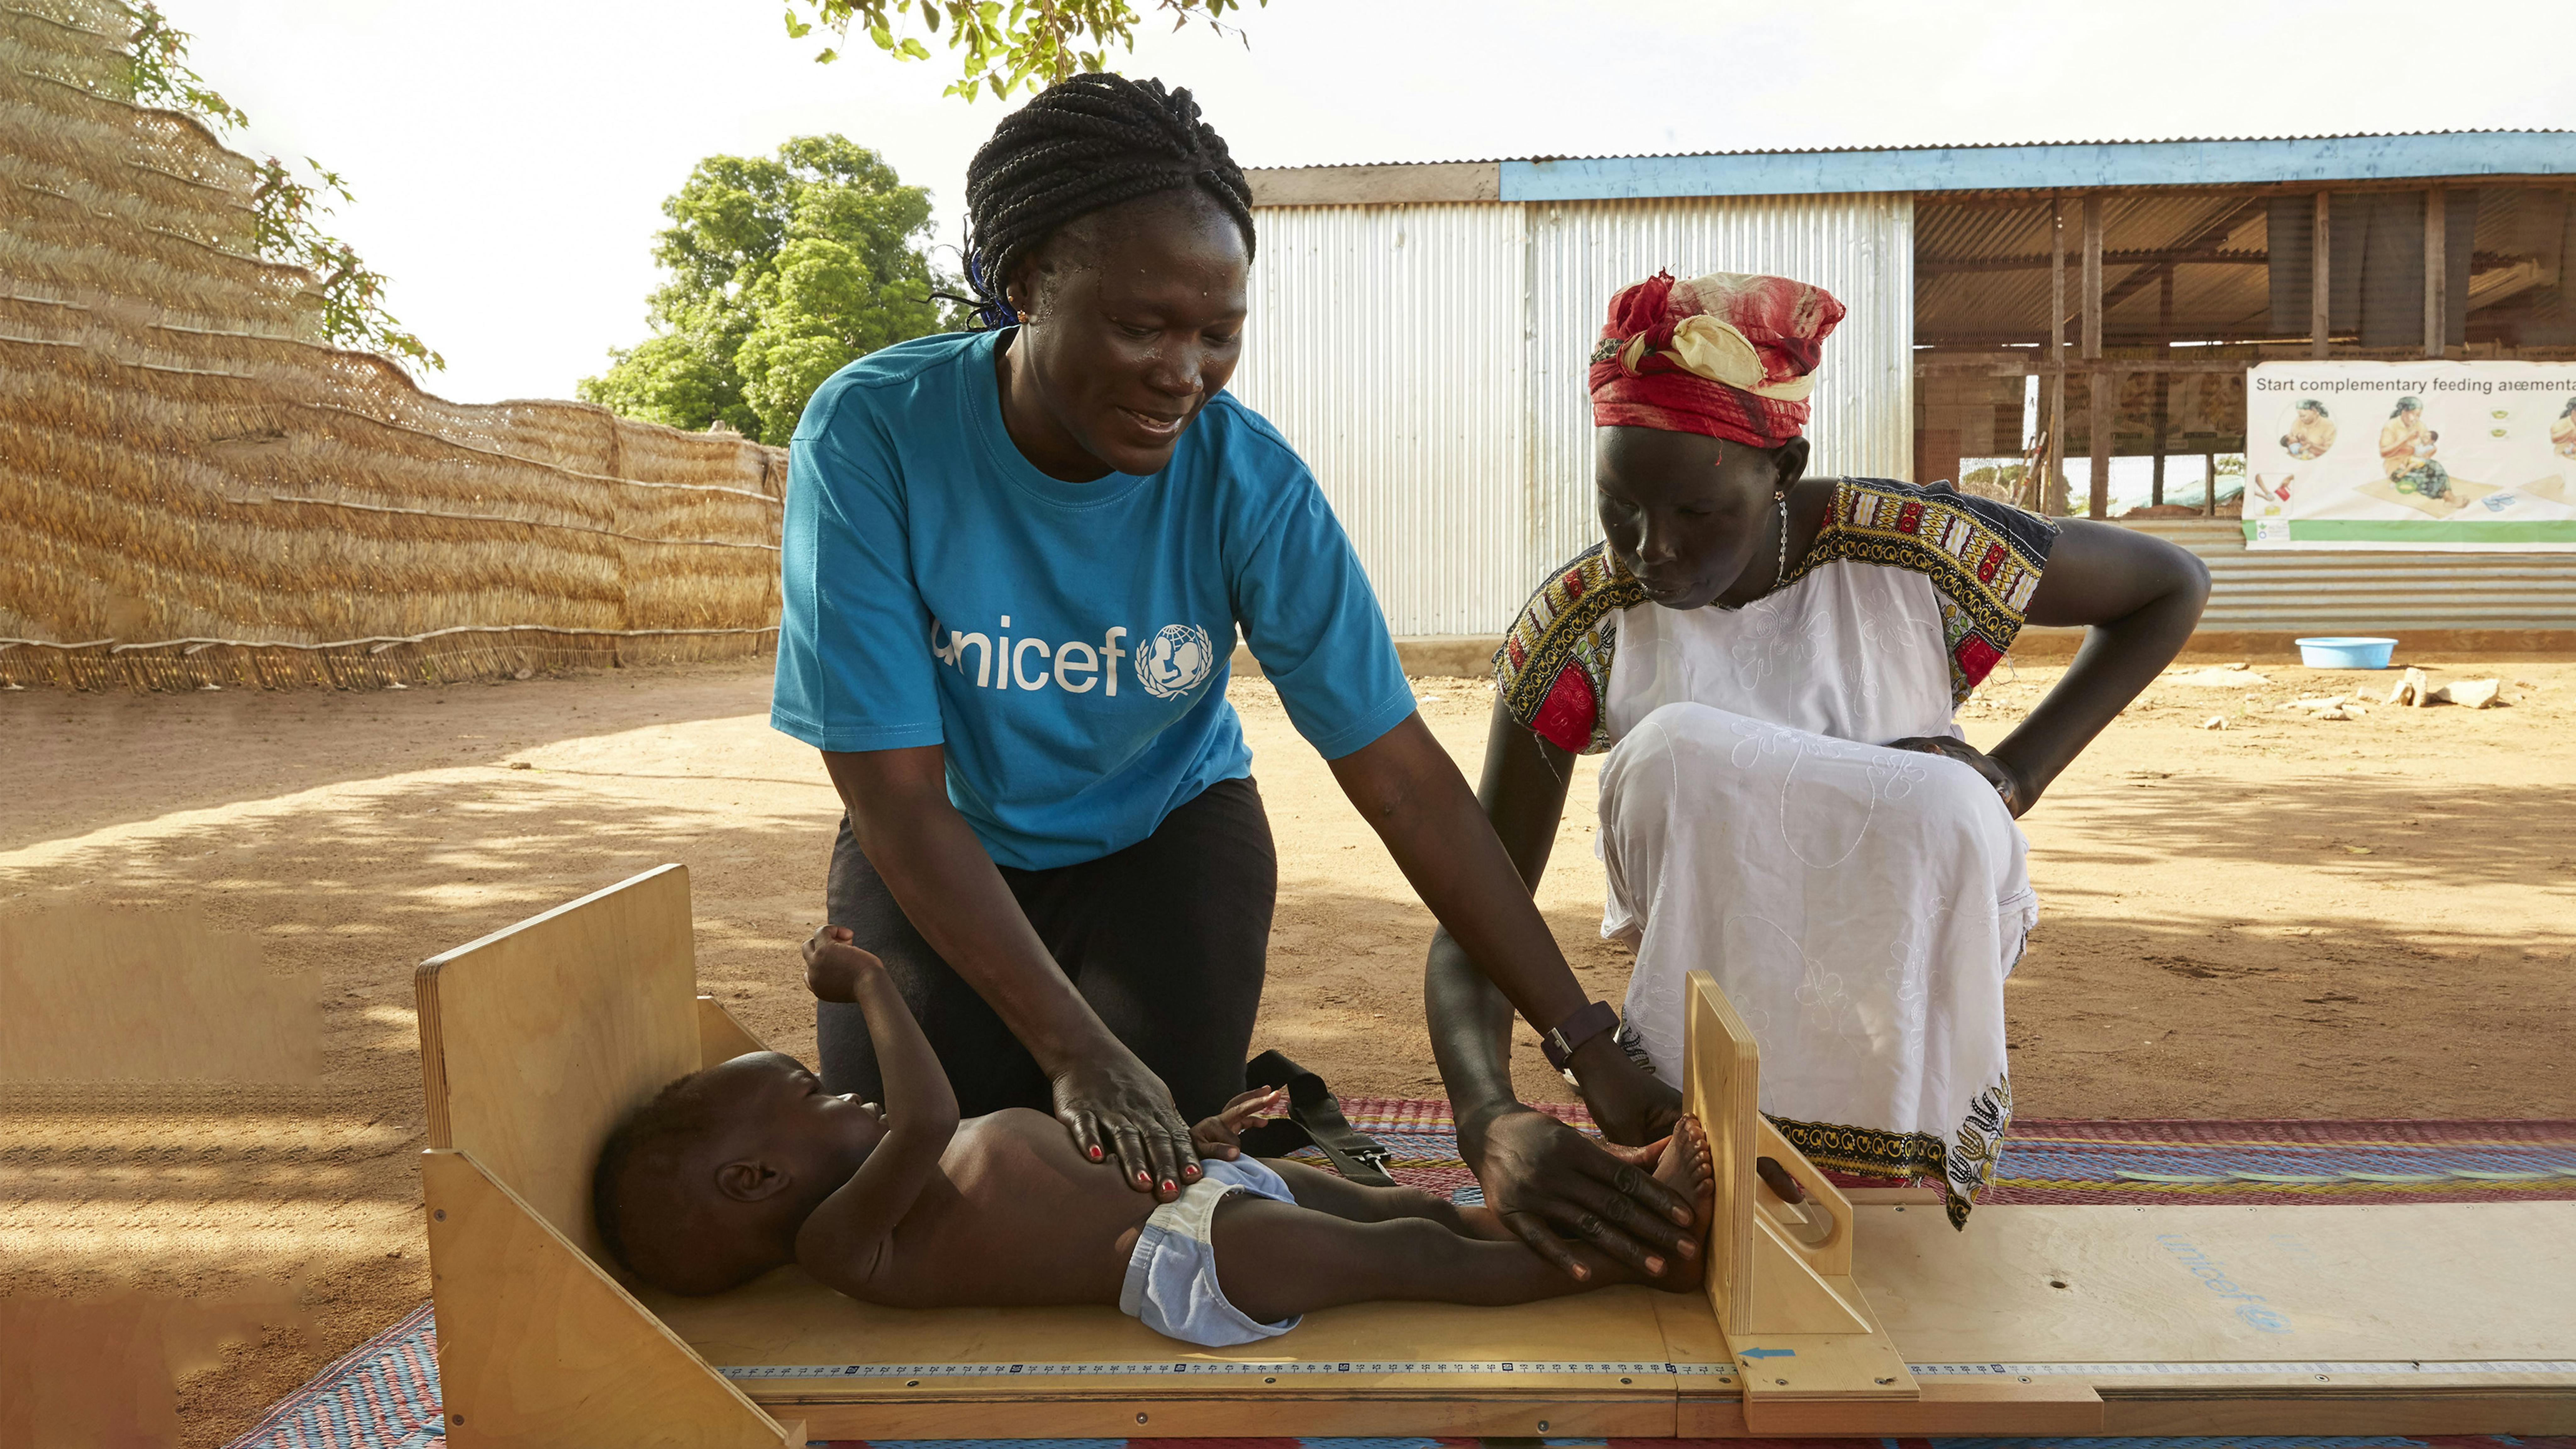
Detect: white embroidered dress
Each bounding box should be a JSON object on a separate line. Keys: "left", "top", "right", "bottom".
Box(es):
{"left": 1493, "top": 477, "right": 2056, "bottom": 1223}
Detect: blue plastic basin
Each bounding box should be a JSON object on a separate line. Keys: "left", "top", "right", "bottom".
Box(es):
{"left": 2295, "top": 636, "right": 2398, "bottom": 669}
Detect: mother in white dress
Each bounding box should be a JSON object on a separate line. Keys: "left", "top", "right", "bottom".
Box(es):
{"left": 1426, "top": 269, "right": 2207, "bottom": 1269}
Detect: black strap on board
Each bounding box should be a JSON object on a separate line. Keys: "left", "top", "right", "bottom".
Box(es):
{"left": 1237, "top": 1049, "right": 1397, "bottom": 1186}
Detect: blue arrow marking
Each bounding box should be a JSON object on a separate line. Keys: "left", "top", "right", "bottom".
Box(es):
{"left": 1739, "top": 1347, "right": 1797, "bottom": 1360}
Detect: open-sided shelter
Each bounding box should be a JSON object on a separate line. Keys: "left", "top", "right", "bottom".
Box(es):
{"left": 1230, "top": 134, "right": 2576, "bottom": 646}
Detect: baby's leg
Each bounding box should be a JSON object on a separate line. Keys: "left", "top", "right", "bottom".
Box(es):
{"left": 1215, "top": 1120, "right": 1713, "bottom": 1323}
{"left": 1259, "top": 1158, "right": 1514, "bottom": 1241}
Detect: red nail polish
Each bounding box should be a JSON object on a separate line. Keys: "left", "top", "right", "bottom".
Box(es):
{"left": 1089, "top": 1146, "right": 1103, "bottom": 1160}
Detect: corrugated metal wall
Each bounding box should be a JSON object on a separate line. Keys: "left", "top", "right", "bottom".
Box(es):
{"left": 2126, "top": 520, "right": 2576, "bottom": 630}
{"left": 1527, "top": 195, "right": 1915, "bottom": 584}
{"left": 1230, "top": 196, "right": 1914, "bottom": 637}
{"left": 1229, "top": 205, "right": 1527, "bottom": 637}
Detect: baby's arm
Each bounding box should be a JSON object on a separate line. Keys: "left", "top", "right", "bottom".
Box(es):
{"left": 1190, "top": 1087, "right": 1288, "bottom": 1162}
{"left": 792, "top": 927, "right": 959, "bottom": 1287}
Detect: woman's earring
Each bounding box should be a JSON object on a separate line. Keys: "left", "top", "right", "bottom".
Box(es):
{"left": 1773, "top": 491, "right": 1790, "bottom": 588}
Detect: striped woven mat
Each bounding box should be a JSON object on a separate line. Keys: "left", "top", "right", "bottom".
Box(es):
{"left": 224, "top": 1107, "right": 2576, "bottom": 1449}
{"left": 1322, "top": 1099, "right": 2576, "bottom": 1207}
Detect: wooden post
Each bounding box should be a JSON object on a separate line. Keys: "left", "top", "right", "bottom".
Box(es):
{"left": 2082, "top": 194, "right": 2109, "bottom": 520}
{"left": 2081, "top": 194, "right": 2104, "bottom": 362}
{"left": 2310, "top": 191, "right": 2331, "bottom": 359}
{"left": 2204, "top": 450, "right": 2218, "bottom": 517}
{"left": 2425, "top": 186, "right": 2448, "bottom": 359}
{"left": 2019, "top": 409, "right": 2045, "bottom": 514}
{"left": 2151, "top": 270, "right": 2173, "bottom": 507}
{"left": 2047, "top": 196, "right": 2068, "bottom": 515}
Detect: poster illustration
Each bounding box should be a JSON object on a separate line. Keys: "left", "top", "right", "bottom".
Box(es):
{"left": 2243, "top": 360, "right": 2576, "bottom": 551}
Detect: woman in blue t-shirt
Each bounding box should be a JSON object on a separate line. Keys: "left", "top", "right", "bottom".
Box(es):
{"left": 770, "top": 75, "right": 1698, "bottom": 1278}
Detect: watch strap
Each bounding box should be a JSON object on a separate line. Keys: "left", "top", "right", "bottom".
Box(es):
{"left": 1539, "top": 1000, "right": 1620, "bottom": 1071}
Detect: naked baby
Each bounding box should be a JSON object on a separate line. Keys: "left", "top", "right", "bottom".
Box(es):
{"left": 593, "top": 927, "right": 1714, "bottom": 1346}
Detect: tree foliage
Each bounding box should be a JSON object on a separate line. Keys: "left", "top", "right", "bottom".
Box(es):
{"left": 579, "top": 137, "right": 957, "bottom": 444}
{"left": 121, "top": 4, "right": 441, "bottom": 371}
{"left": 782, "top": 0, "right": 1264, "bottom": 101}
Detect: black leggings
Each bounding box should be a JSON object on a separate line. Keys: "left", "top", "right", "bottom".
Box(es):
{"left": 817, "top": 775, "right": 1276, "bottom": 1122}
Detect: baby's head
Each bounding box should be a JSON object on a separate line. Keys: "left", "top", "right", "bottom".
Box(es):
{"left": 592, "top": 1051, "right": 886, "bottom": 1294}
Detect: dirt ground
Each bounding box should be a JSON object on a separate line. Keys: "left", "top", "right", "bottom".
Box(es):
{"left": 5, "top": 652, "right": 2573, "bottom": 1444}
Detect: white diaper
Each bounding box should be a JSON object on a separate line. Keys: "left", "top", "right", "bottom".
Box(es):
{"left": 1117, "top": 1155, "right": 1301, "bottom": 1346}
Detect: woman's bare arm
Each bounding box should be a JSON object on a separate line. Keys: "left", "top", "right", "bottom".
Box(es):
{"left": 1989, "top": 520, "right": 2210, "bottom": 807}
{"left": 1369, "top": 702, "right": 1694, "bottom": 1280}
{"left": 1887, "top": 521, "right": 2207, "bottom": 814}
{"left": 823, "top": 746, "right": 1199, "bottom": 1200}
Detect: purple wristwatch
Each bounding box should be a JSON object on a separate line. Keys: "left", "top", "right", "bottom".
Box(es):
{"left": 1539, "top": 1000, "right": 1620, "bottom": 1072}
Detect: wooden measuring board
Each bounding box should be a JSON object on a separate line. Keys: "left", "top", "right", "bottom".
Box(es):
{"left": 413, "top": 867, "right": 2576, "bottom": 1444}
{"left": 657, "top": 1278, "right": 1688, "bottom": 1440}
{"left": 1854, "top": 1196, "right": 2576, "bottom": 1435}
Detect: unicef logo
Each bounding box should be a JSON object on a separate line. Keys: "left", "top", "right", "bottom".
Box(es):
{"left": 1136, "top": 624, "right": 1216, "bottom": 699}
{"left": 2236, "top": 1303, "right": 2292, "bottom": 1334}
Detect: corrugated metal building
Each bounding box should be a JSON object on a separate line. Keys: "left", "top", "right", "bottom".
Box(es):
{"left": 1230, "top": 134, "right": 2576, "bottom": 642}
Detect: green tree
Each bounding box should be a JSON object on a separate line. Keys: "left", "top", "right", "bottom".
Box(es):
{"left": 581, "top": 136, "right": 955, "bottom": 444}
{"left": 1960, "top": 461, "right": 2028, "bottom": 493}
{"left": 119, "top": 3, "right": 441, "bottom": 371}
{"left": 783, "top": 0, "right": 1266, "bottom": 102}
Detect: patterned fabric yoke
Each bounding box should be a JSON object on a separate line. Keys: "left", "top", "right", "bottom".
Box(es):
{"left": 1492, "top": 476, "right": 2056, "bottom": 755}
{"left": 1821, "top": 478, "right": 2053, "bottom": 696}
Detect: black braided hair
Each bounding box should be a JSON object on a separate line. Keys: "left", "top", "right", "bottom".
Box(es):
{"left": 960, "top": 73, "right": 1255, "bottom": 329}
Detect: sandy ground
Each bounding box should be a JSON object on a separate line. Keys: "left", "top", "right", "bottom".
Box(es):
{"left": 4, "top": 653, "right": 2573, "bottom": 1444}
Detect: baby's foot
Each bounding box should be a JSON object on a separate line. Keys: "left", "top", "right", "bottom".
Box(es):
{"left": 1643, "top": 1116, "right": 1715, "bottom": 1291}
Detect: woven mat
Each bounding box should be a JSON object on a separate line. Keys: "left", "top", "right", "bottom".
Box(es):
{"left": 225, "top": 1106, "right": 2576, "bottom": 1449}
{"left": 1323, "top": 1099, "right": 2576, "bottom": 1207}
{"left": 224, "top": 1301, "right": 440, "bottom": 1449}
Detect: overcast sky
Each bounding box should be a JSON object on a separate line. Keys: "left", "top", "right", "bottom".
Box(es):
{"left": 172, "top": 0, "right": 2574, "bottom": 406}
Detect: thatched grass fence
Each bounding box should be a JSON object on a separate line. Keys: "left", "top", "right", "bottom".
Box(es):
{"left": 1, "top": 1, "right": 786, "bottom": 691}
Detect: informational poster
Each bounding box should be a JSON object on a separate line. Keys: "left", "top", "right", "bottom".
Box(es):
{"left": 2242, "top": 360, "right": 2576, "bottom": 550}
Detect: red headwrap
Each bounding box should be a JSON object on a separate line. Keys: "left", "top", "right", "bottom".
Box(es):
{"left": 1588, "top": 270, "right": 1846, "bottom": 448}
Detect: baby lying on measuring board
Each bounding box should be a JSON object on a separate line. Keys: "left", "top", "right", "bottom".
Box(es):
{"left": 593, "top": 927, "right": 1714, "bottom": 1346}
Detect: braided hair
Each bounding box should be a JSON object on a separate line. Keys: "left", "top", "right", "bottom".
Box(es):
{"left": 960, "top": 73, "right": 1255, "bottom": 329}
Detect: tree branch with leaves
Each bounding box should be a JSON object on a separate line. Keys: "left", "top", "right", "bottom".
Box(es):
{"left": 782, "top": 0, "right": 1264, "bottom": 102}
{"left": 579, "top": 136, "right": 960, "bottom": 444}
{"left": 122, "top": 3, "right": 441, "bottom": 371}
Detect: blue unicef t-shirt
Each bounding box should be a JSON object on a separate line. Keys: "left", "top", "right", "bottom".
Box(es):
{"left": 770, "top": 330, "right": 1416, "bottom": 871}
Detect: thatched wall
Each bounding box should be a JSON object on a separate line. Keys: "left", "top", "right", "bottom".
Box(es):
{"left": 0, "top": 1, "right": 786, "bottom": 691}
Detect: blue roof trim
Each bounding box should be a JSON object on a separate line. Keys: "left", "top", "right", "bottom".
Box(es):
{"left": 1502, "top": 133, "right": 2576, "bottom": 201}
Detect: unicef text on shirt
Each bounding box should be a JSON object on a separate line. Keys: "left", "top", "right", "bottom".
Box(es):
{"left": 928, "top": 620, "right": 1218, "bottom": 700}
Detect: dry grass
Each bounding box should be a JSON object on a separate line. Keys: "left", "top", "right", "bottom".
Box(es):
{"left": 0, "top": 3, "right": 785, "bottom": 693}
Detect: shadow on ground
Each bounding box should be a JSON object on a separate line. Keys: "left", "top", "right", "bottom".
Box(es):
{"left": 2024, "top": 767, "right": 2576, "bottom": 894}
